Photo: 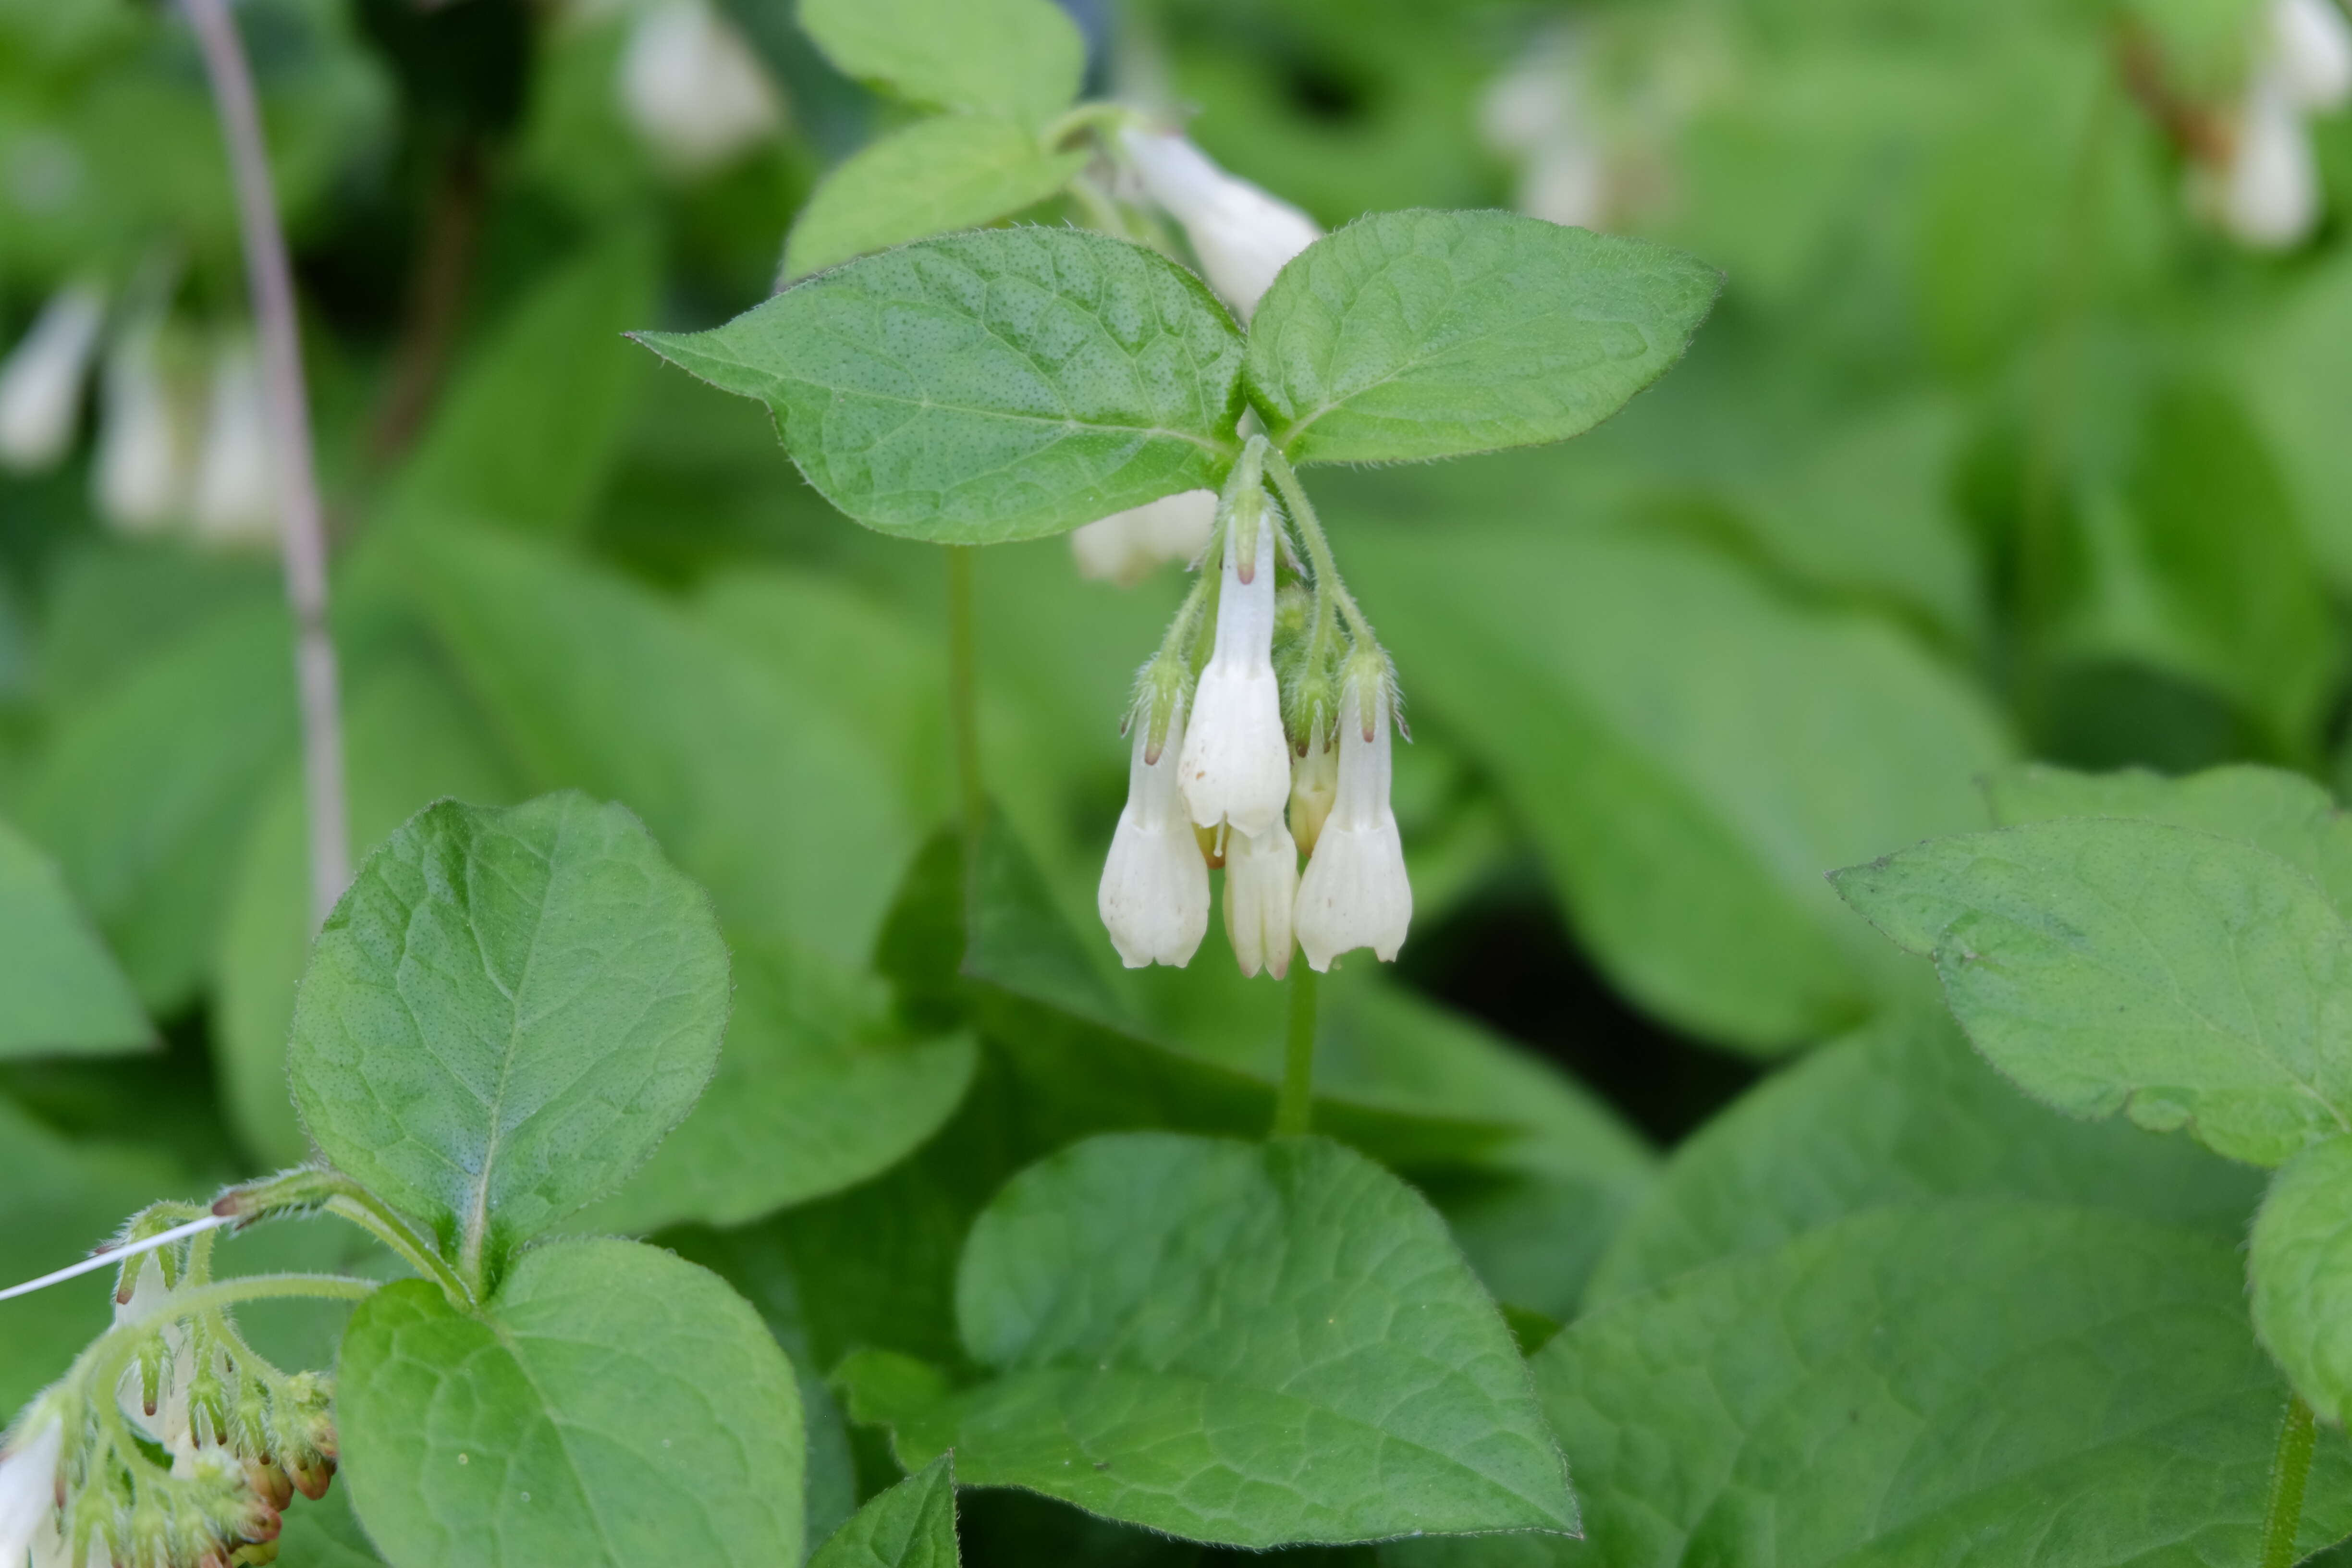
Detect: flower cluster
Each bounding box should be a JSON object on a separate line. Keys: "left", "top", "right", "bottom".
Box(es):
{"left": 1067, "top": 129, "right": 1320, "bottom": 587}
{"left": 1099, "top": 439, "right": 1411, "bottom": 979}
{"left": 0, "top": 1214, "right": 340, "bottom": 1568}
{"left": 2211, "top": 0, "right": 2352, "bottom": 246}
{"left": 0, "top": 285, "right": 278, "bottom": 548}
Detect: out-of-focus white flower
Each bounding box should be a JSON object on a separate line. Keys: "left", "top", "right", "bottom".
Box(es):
{"left": 0, "top": 285, "right": 104, "bottom": 472}
{"left": 1178, "top": 515, "right": 1290, "bottom": 835}
{"left": 1295, "top": 670, "right": 1410, "bottom": 971}
{"left": 1119, "top": 129, "right": 1321, "bottom": 321}
{"left": 92, "top": 323, "right": 186, "bottom": 534}
{"left": 191, "top": 343, "right": 277, "bottom": 548}
{"left": 1224, "top": 821, "right": 1298, "bottom": 980}
{"left": 1288, "top": 730, "right": 1337, "bottom": 857}
{"left": 112, "top": 1257, "right": 196, "bottom": 1460}
{"left": 2224, "top": 74, "right": 2325, "bottom": 245}
{"left": 618, "top": 0, "right": 783, "bottom": 174}
{"left": 1480, "top": 42, "right": 1607, "bottom": 229}
{"left": 0, "top": 1412, "right": 62, "bottom": 1568}
{"left": 1100, "top": 696, "right": 1211, "bottom": 968}
{"left": 1069, "top": 489, "right": 1217, "bottom": 586}
{"left": 2272, "top": 0, "right": 2352, "bottom": 109}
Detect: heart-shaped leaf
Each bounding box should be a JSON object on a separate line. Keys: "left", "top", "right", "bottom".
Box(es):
{"left": 338, "top": 1237, "right": 803, "bottom": 1568}
{"left": 287, "top": 793, "right": 728, "bottom": 1286}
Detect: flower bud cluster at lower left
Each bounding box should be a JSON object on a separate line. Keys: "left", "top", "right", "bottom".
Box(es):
{"left": 0, "top": 1231, "right": 340, "bottom": 1568}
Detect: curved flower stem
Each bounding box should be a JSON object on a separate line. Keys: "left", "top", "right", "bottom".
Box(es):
{"left": 2261, "top": 1395, "right": 2316, "bottom": 1568}
{"left": 221, "top": 1168, "right": 472, "bottom": 1309}
{"left": 182, "top": 0, "right": 350, "bottom": 930}
{"left": 1260, "top": 441, "right": 1378, "bottom": 649}
{"left": 1273, "top": 964, "right": 1319, "bottom": 1137}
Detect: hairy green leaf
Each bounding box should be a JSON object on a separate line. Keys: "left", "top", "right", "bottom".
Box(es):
{"left": 784, "top": 115, "right": 1086, "bottom": 281}
{"left": 1245, "top": 210, "right": 1719, "bottom": 465}
{"left": 584, "top": 936, "right": 977, "bottom": 1233}
{"left": 0, "top": 813, "right": 149, "bottom": 1058}
{"left": 1834, "top": 817, "right": 2352, "bottom": 1166}
{"left": 287, "top": 794, "right": 729, "bottom": 1282}
{"left": 637, "top": 229, "right": 1245, "bottom": 544}
{"left": 1588, "top": 1004, "right": 2262, "bottom": 1302}
{"left": 1518, "top": 1202, "right": 2352, "bottom": 1567}
{"left": 868, "top": 1132, "right": 1577, "bottom": 1548}
{"left": 2251, "top": 1136, "right": 2352, "bottom": 1425}
{"left": 795, "top": 0, "right": 1083, "bottom": 124}
{"left": 339, "top": 1238, "right": 803, "bottom": 1568}
{"left": 809, "top": 1454, "right": 958, "bottom": 1568}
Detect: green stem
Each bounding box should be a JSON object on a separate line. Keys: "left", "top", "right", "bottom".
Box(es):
{"left": 227, "top": 1167, "right": 471, "bottom": 1308}
{"left": 947, "top": 546, "right": 986, "bottom": 870}
{"left": 1274, "top": 965, "right": 1320, "bottom": 1137}
{"left": 2262, "top": 1395, "right": 2316, "bottom": 1568}
{"left": 1261, "top": 443, "right": 1377, "bottom": 649}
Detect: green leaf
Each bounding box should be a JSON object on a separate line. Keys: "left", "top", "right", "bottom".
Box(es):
{"left": 403, "top": 526, "right": 912, "bottom": 966}
{"left": 339, "top": 1237, "right": 804, "bottom": 1568}
{"left": 2243, "top": 252, "right": 2352, "bottom": 593}
{"left": 1353, "top": 524, "right": 2011, "bottom": 1053}
{"left": 1244, "top": 210, "right": 1720, "bottom": 466}
{"left": 809, "top": 1454, "right": 959, "bottom": 1568}
{"left": 380, "top": 227, "right": 659, "bottom": 538}
{"left": 795, "top": 0, "right": 1083, "bottom": 125}
{"left": 1588, "top": 1004, "right": 2263, "bottom": 1303}
{"left": 215, "top": 651, "right": 526, "bottom": 1165}
{"left": 287, "top": 794, "right": 729, "bottom": 1283}
{"left": 1833, "top": 817, "right": 2352, "bottom": 1167}
{"left": 866, "top": 1131, "right": 1577, "bottom": 1549}
{"left": 2251, "top": 1136, "right": 2352, "bottom": 1425}
{"left": 1984, "top": 760, "right": 2352, "bottom": 915}
{"left": 0, "top": 814, "right": 150, "bottom": 1058}
{"left": 21, "top": 601, "right": 295, "bottom": 1011}
{"left": 636, "top": 228, "right": 1245, "bottom": 545}
{"left": 273, "top": 1488, "right": 390, "bottom": 1568}
{"left": 1520, "top": 1202, "right": 2352, "bottom": 1568}
{"left": 582, "top": 936, "right": 978, "bottom": 1234}
{"left": 784, "top": 115, "right": 1086, "bottom": 281}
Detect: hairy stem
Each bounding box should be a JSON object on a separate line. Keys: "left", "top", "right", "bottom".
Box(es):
{"left": 1274, "top": 964, "right": 1319, "bottom": 1137}
{"left": 222, "top": 1168, "right": 472, "bottom": 1308}
{"left": 947, "top": 546, "right": 986, "bottom": 874}
{"left": 183, "top": 0, "right": 350, "bottom": 930}
{"left": 2261, "top": 1395, "right": 2316, "bottom": 1568}
{"left": 1261, "top": 442, "right": 1377, "bottom": 650}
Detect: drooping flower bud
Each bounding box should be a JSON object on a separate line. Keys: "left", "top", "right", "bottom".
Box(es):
{"left": 2222, "top": 74, "right": 2323, "bottom": 246}
{"left": 1100, "top": 695, "right": 1211, "bottom": 968}
{"left": 1224, "top": 821, "right": 1299, "bottom": 980}
{"left": 1069, "top": 489, "right": 1217, "bottom": 586}
{"left": 0, "top": 285, "right": 104, "bottom": 472}
{"left": 1288, "top": 730, "right": 1338, "bottom": 857}
{"left": 2272, "top": 0, "right": 2352, "bottom": 110}
{"left": 1295, "top": 664, "right": 1411, "bottom": 971}
{"left": 617, "top": 0, "right": 784, "bottom": 175}
{"left": 192, "top": 344, "right": 277, "bottom": 549}
{"left": 0, "top": 1410, "right": 64, "bottom": 1568}
{"left": 1119, "top": 129, "right": 1321, "bottom": 321}
{"left": 93, "top": 323, "right": 187, "bottom": 534}
{"left": 1178, "top": 499, "right": 1292, "bottom": 835}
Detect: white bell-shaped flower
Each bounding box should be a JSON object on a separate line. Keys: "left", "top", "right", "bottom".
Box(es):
{"left": 2224, "top": 74, "right": 2324, "bottom": 246}
{"left": 1069, "top": 489, "right": 1217, "bottom": 586}
{"left": 0, "top": 285, "right": 104, "bottom": 472}
{"left": 1120, "top": 129, "right": 1321, "bottom": 321}
{"left": 1295, "top": 673, "right": 1411, "bottom": 971}
{"left": 192, "top": 343, "right": 277, "bottom": 548}
{"left": 618, "top": 0, "right": 783, "bottom": 174}
{"left": 1100, "top": 697, "right": 1211, "bottom": 968}
{"left": 1224, "top": 820, "right": 1299, "bottom": 980}
{"left": 1289, "top": 730, "right": 1337, "bottom": 857}
{"left": 1178, "top": 516, "right": 1291, "bottom": 835}
{"left": 1479, "top": 40, "right": 1606, "bottom": 229}
{"left": 92, "top": 324, "right": 186, "bottom": 533}
{"left": 2272, "top": 0, "right": 2352, "bottom": 110}
{"left": 0, "top": 1412, "right": 62, "bottom": 1568}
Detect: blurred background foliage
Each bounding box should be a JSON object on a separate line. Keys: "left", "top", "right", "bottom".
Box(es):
{"left": 3, "top": 0, "right": 2352, "bottom": 1557}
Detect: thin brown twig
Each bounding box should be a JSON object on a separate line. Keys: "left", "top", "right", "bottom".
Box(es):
{"left": 182, "top": 0, "right": 351, "bottom": 927}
